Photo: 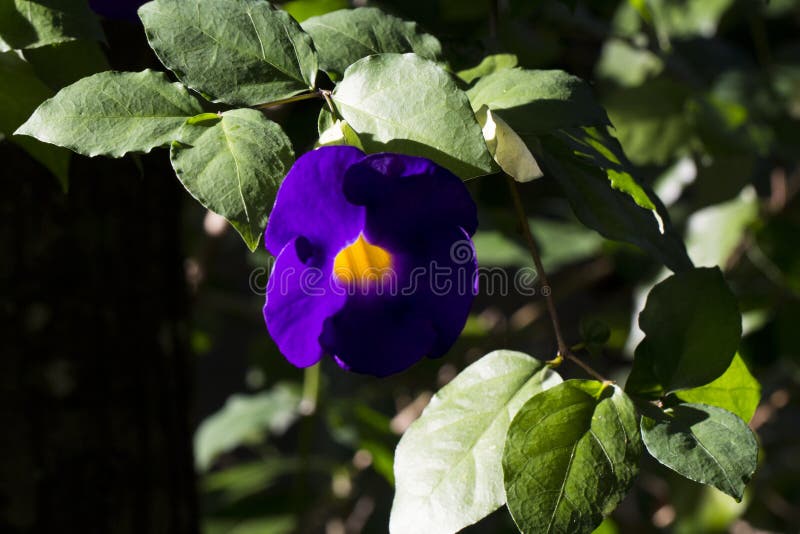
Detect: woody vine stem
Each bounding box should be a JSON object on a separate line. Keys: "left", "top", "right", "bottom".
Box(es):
{"left": 505, "top": 176, "right": 608, "bottom": 382}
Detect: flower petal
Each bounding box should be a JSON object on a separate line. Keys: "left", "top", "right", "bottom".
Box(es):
{"left": 264, "top": 237, "right": 347, "bottom": 368}
{"left": 419, "top": 227, "right": 479, "bottom": 357}
{"left": 320, "top": 226, "right": 477, "bottom": 375}
{"left": 265, "top": 146, "right": 366, "bottom": 257}
{"left": 342, "top": 153, "right": 478, "bottom": 254}
{"left": 319, "top": 292, "right": 438, "bottom": 377}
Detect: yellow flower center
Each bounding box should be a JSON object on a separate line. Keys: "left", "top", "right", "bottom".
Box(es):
{"left": 333, "top": 235, "right": 393, "bottom": 284}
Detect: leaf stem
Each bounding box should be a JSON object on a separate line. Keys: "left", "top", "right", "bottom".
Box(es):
{"left": 295, "top": 363, "right": 320, "bottom": 510}
{"left": 300, "top": 362, "right": 320, "bottom": 415}
{"left": 505, "top": 176, "right": 609, "bottom": 382}
{"left": 566, "top": 353, "right": 607, "bottom": 382}
{"left": 320, "top": 89, "right": 335, "bottom": 114}
{"left": 255, "top": 90, "right": 324, "bottom": 109}
{"left": 506, "top": 176, "right": 569, "bottom": 356}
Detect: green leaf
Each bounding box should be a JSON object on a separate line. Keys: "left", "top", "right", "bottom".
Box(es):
{"left": 16, "top": 69, "right": 204, "bottom": 157}
{"left": 613, "top": 0, "right": 734, "bottom": 41}
{"left": 457, "top": 53, "right": 518, "bottom": 84}
{"left": 203, "top": 458, "right": 321, "bottom": 503}
{"left": 138, "top": 0, "right": 317, "bottom": 105}
{"left": 22, "top": 39, "right": 109, "bottom": 90}
{"left": 592, "top": 518, "right": 620, "bottom": 534}
{"left": 0, "top": 0, "right": 104, "bottom": 50}
{"left": 641, "top": 402, "right": 758, "bottom": 500}
{"left": 537, "top": 127, "right": 693, "bottom": 273}
{"left": 580, "top": 318, "right": 611, "bottom": 346}
{"left": 317, "top": 117, "right": 362, "bottom": 149}
{"left": 675, "top": 354, "right": 760, "bottom": 423}
{"left": 473, "top": 218, "right": 604, "bottom": 271}
{"left": 626, "top": 267, "right": 742, "bottom": 397}
{"left": 301, "top": 7, "right": 442, "bottom": 80}
{"left": 554, "top": 127, "right": 657, "bottom": 212}
{"left": 281, "top": 0, "right": 347, "bottom": 22}
{"left": 477, "top": 106, "right": 542, "bottom": 182}
{"left": 204, "top": 516, "right": 296, "bottom": 534}
{"left": 170, "top": 108, "right": 295, "bottom": 251}
{"left": 503, "top": 380, "right": 642, "bottom": 534}
{"left": 0, "top": 51, "right": 69, "bottom": 188}
{"left": 603, "top": 78, "right": 693, "bottom": 166}
{"left": 596, "top": 38, "right": 663, "bottom": 88}
{"left": 467, "top": 68, "right": 610, "bottom": 135}
{"left": 670, "top": 481, "right": 751, "bottom": 534}
{"left": 648, "top": 0, "right": 735, "bottom": 39}
{"left": 317, "top": 106, "right": 362, "bottom": 148}
{"left": 194, "top": 383, "right": 301, "bottom": 471}
{"left": 332, "top": 53, "right": 495, "bottom": 179}
{"left": 390, "top": 350, "right": 562, "bottom": 534}
{"left": 685, "top": 187, "right": 759, "bottom": 268}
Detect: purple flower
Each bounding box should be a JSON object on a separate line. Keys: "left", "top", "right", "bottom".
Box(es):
{"left": 263, "top": 146, "right": 478, "bottom": 376}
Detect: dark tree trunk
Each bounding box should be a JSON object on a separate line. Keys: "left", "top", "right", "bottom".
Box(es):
{"left": 0, "top": 144, "right": 198, "bottom": 534}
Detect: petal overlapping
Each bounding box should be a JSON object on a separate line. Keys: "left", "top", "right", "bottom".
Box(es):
{"left": 320, "top": 226, "right": 477, "bottom": 373}
{"left": 264, "top": 237, "right": 347, "bottom": 368}
{"left": 265, "top": 146, "right": 366, "bottom": 257}
{"left": 319, "top": 292, "right": 438, "bottom": 377}
{"left": 342, "top": 153, "right": 478, "bottom": 253}
{"left": 416, "top": 227, "right": 479, "bottom": 357}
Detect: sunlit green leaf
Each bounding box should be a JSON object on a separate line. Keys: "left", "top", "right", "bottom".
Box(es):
{"left": 16, "top": 70, "right": 204, "bottom": 158}
{"left": 332, "top": 53, "right": 495, "bottom": 179}
{"left": 503, "top": 380, "right": 641, "bottom": 534}
{"left": 596, "top": 39, "right": 663, "bottom": 87}
{"left": 685, "top": 187, "right": 759, "bottom": 268}
{"left": 317, "top": 108, "right": 362, "bottom": 148}
{"left": 0, "top": 0, "right": 103, "bottom": 50}
{"left": 390, "top": 350, "right": 562, "bottom": 534}
{"left": 641, "top": 402, "right": 758, "bottom": 500}
{"left": 477, "top": 106, "right": 542, "bottom": 182}
{"left": 592, "top": 517, "right": 621, "bottom": 534}
{"left": 467, "top": 68, "right": 610, "bottom": 135}
{"left": 170, "top": 108, "right": 295, "bottom": 251}
{"left": 139, "top": 0, "right": 317, "bottom": 105}
{"left": 457, "top": 53, "right": 518, "bottom": 84}
{"left": 281, "top": 0, "right": 347, "bottom": 22}
{"left": 675, "top": 354, "right": 760, "bottom": 422}
{"left": 302, "top": 7, "right": 441, "bottom": 79}
{"left": 194, "top": 383, "right": 302, "bottom": 470}
{"left": 626, "top": 267, "right": 741, "bottom": 397}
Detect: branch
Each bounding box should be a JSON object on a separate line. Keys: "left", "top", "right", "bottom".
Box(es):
{"left": 506, "top": 176, "right": 609, "bottom": 382}
{"left": 506, "top": 176, "right": 569, "bottom": 357}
